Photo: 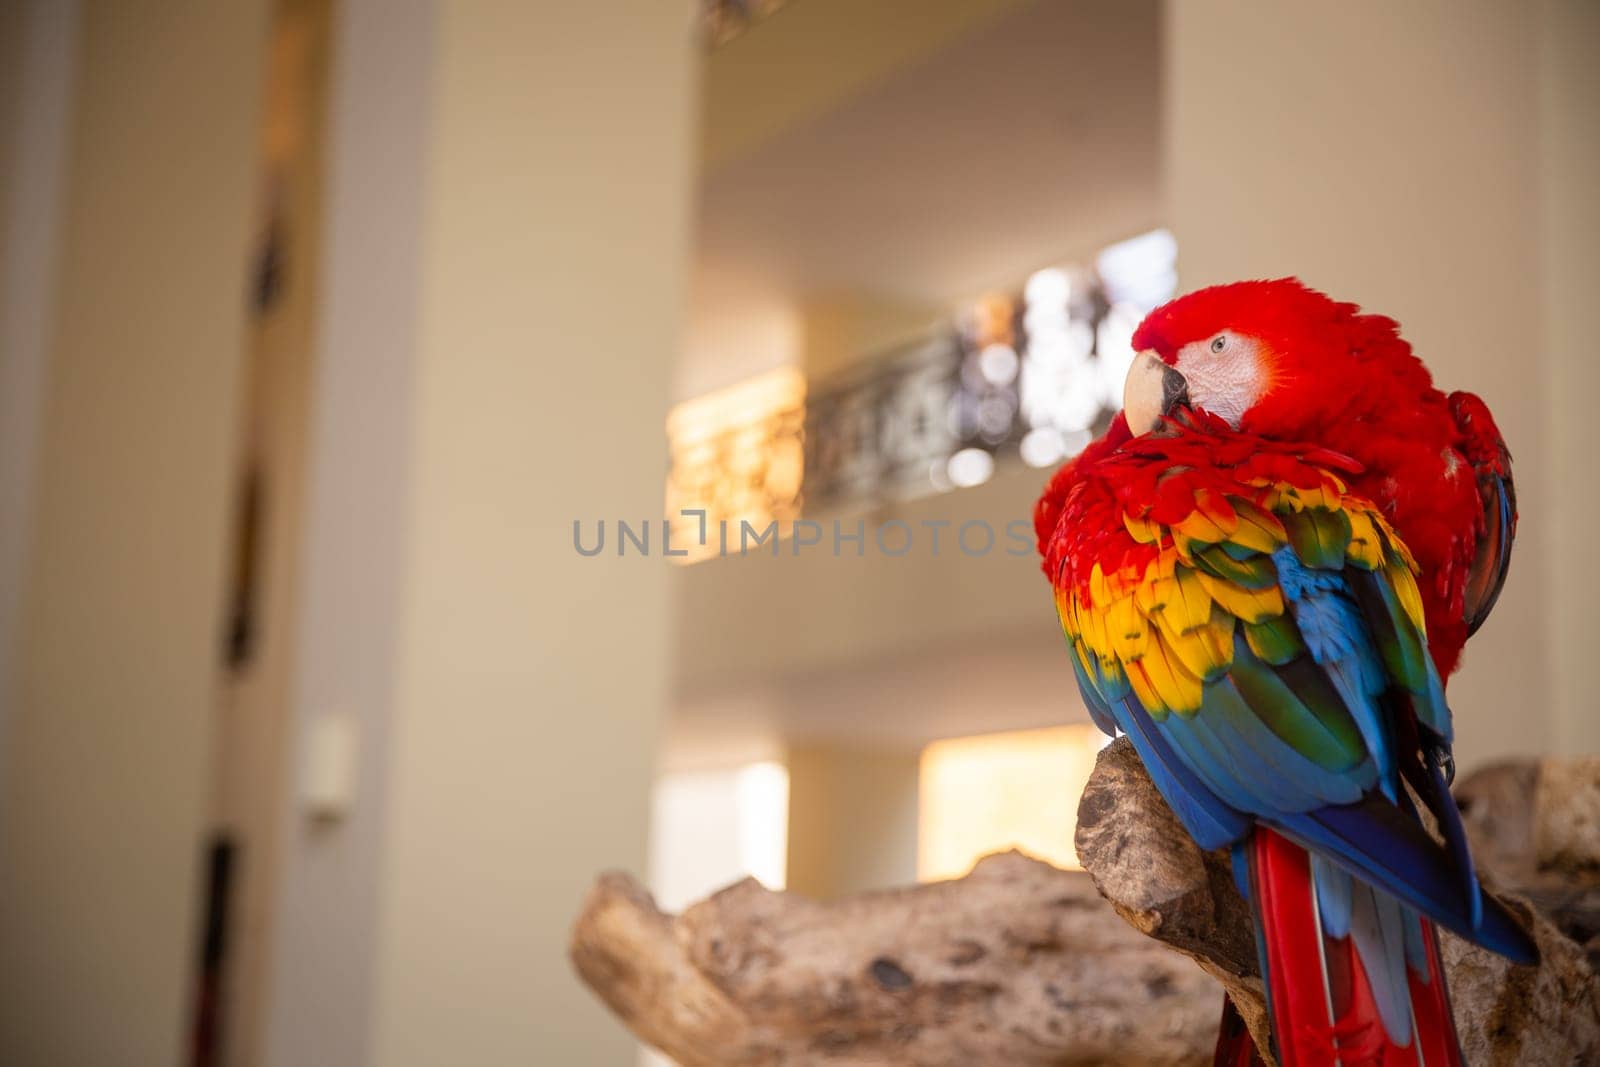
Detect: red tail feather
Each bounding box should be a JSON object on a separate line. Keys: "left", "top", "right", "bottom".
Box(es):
{"left": 1218, "top": 828, "right": 1463, "bottom": 1067}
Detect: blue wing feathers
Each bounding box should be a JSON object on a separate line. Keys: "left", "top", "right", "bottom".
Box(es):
{"left": 1069, "top": 645, "right": 1121, "bottom": 738}
{"left": 1429, "top": 756, "right": 1482, "bottom": 929}
{"left": 1059, "top": 493, "right": 1532, "bottom": 966}
{"left": 1408, "top": 746, "right": 1483, "bottom": 930}
{"left": 1169, "top": 709, "right": 1298, "bottom": 814}
{"left": 1199, "top": 679, "right": 1364, "bottom": 807}
{"left": 1277, "top": 800, "right": 1537, "bottom": 964}
{"left": 1114, "top": 697, "right": 1250, "bottom": 851}
{"left": 1274, "top": 548, "right": 1399, "bottom": 799}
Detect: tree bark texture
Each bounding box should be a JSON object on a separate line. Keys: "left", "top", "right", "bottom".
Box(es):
{"left": 571, "top": 741, "right": 1600, "bottom": 1065}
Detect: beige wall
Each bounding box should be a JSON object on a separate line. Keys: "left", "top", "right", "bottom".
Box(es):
{"left": 702, "top": 0, "right": 1024, "bottom": 172}
{"left": 674, "top": 463, "right": 1072, "bottom": 707}
{"left": 1165, "top": 0, "right": 1556, "bottom": 770}
{"left": 266, "top": 1, "right": 699, "bottom": 1064}
{"left": 0, "top": 1, "right": 269, "bottom": 1063}
{"left": 787, "top": 744, "right": 921, "bottom": 899}
{"left": 1539, "top": 0, "right": 1600, "bottom": 753}
{"left": 263, "top": 0, "right": 432, "bottom": 1062}
{"left": 369, "top": 3, "right": 696, "bottom": 1062}
{"left": 0, "top": 0, "right": 78, "bottom": 774}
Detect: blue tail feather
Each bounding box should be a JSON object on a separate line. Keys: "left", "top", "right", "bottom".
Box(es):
{"left": 1347, "top": 879, "right": 1414, "bottom": 1046}
{"left": 1275, "top": 798, "right": 1537, "bottom": 964}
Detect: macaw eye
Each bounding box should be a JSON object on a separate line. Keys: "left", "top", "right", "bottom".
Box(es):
{"left": 1210, "top": 335, "right": 1228, "bottom": 353}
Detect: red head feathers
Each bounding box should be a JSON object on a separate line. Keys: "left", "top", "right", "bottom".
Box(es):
{"left": 1039, "top": 277, "right": 1515, "bottom": 678}
{"left": 1129, "top": 277, "right": 1439, "bottom": 442}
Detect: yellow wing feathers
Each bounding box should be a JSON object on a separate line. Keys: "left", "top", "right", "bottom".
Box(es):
{"left": 1060, "top": 480, "right": 1424, "bottom": 720}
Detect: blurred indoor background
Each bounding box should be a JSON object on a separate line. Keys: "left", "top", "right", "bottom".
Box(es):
{"left": 0, "top": 1, "right": 1595, "bottom": 1064}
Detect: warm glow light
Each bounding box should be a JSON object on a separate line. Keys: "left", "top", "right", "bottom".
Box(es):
{"left": 642, "top": 760, "right": 788, "bottom": 1067}
{"left": 1097, "top": 228, "right": 1178, "bottom": 312}
{"left": 1019, "top": 427, "right": 1064, "bottom": 468}
{"left": 1023, "top": 266, "right": 1071, "bottom": 308}
{"left": 665, "top": 366, "right": 806, "bottom": 563}
{"left": 665, "top": 365, "right": 806, "bottom": 443}
{"left": 917, "top": 724, "right": 1109, "bottom": 881}
{"left": 977, "top": 343, "right": 1019, "bottom": 386}
{"left": 1096, "top": 302, "right": 1142, "bottom": 408}
{"left": 647, "top": 761, "right": 790, "bottom": 914}
{"left": 946, "top": 447, "right": 994, "bottom": 488}
{"left": 735, "top": 761, "right": 790, "bottom": 891}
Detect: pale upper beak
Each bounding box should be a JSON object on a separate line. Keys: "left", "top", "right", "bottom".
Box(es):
{"left": 1122, "top": 349, "right": 1190, "bottom": 435}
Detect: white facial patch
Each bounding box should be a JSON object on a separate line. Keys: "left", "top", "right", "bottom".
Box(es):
{"left": 1174, "top": 334, "right": 1269, "bottom": 426}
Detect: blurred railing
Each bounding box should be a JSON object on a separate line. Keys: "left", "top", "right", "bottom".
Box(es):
{"left": 665, "top": 368, "right": 807, "bottom": 562}
{"left": 666, "top": 229, "right": 1177, "bottom": 562}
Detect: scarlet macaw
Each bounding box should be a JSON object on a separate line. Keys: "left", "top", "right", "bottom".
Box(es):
{"left": 1035, "top": 279, "right": 1533, "bottom": 1066}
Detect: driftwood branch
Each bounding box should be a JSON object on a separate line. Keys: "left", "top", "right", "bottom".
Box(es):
{"left": 571, "top": 741, "right": 1600, "bottom": 1065}
{"left": 571, "top": 851, "right": 1220, "bottom": 1065}
{"left": 1073, "top": 738, "right": 1600, "bottom": 1066}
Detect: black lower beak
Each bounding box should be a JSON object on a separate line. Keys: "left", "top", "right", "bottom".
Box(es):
{"left": 1124, "top": 350, "right": 1192, "bottom": 435}
{"left": 1161, "top": 364, "right": 1191, "bottom": 417}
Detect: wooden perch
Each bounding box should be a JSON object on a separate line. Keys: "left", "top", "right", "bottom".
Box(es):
{"left": 571, "top": 851, "right": 1221, "bottom": 1065}
{"left": 572, "top": 740, "right": 1600, "bottom": 1065}
{"left": 1073, "top": 738, "right": 1600, "bottom": 1066}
